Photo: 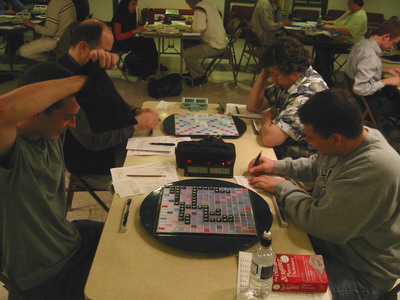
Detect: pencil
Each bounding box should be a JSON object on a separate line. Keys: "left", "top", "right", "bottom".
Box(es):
{"left": 235, "top": 106, "right": 240, "bottom": 114}
{"left": 254, "top": 151, "right": 262, "bottom": 167}
{"left": 126, "top": 175, "right": 166, "bottom": 177}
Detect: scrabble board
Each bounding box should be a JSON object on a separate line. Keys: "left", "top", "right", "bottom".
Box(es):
{"left": 156, "top": 184, "right": 257, "bottom": 236}
{"left": 174, "top": 113, "right": 240, "bottom": 136}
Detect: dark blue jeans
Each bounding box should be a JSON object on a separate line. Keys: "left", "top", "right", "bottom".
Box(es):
{"left": 9, "top": 220, "right": 103, "bottom": 300}
{"left": 309, "top": 236, "right": 387, "bottom": 300}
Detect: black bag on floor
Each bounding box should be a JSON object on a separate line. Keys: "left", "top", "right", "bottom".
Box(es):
{"left": 147, "top": 74, "right": 182, "bottom": 98}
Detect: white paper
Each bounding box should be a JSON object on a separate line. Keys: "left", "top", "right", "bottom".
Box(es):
{"left": 234, "top": 176, "right": 260, "bottom": 193}
{"left": 156, "top": 101, "right": 177, "bottom": 109}
{"left": 225, "top": 104, "right": 265, "bottom": 119}
{"left": 126, "top": 136, "right": 190, "bottom": 156}
{"left": 110, "top": 161, "right": 179, "bottom": 198}
{"left": 237, "top": 252, "right": 330, "bottom": 300}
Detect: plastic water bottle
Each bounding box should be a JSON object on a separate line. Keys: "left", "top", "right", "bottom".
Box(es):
{"left": 245, "top": 231, "right": 275, "bottom": 299}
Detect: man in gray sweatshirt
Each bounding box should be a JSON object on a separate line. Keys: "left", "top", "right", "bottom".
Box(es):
{"left": 248, "top": 88, "right": 400, "bottom": 300}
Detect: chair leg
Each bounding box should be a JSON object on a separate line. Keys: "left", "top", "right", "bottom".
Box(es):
{"left": 117, "top": 54, "right": 131, "bottom": 82}
{"left": 74, "top": 175, "right": 110, "bottom": 213}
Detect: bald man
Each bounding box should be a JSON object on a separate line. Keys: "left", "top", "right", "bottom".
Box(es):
{"left": 58, "top": 19, "right": 160, "bottom": 189}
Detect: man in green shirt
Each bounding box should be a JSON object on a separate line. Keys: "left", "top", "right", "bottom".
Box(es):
{"left": 0, "top": 58, "right": 113, "bottom": 298}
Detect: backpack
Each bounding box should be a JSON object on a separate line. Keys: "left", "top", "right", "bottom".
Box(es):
{"left": 147, "top": 74, "right": 183, "bottom": 99}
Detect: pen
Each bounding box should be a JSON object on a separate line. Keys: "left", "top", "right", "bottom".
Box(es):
{"left": 127, "top": 174, "right": 166, "bottom": 177}
{"left": 254, "top": 151, "right": 262, "bottom": 167}
{"left": 119, "top": 198, "right": 132, "bottom": 233}
{"left": 235, "top": 106, "right": 240, "bottom": 114}
{"left": 150, "top": 142, "right": 175, "bottom": 146}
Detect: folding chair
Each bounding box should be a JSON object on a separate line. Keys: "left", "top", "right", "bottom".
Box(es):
{"left": 379, "top": 281, "right": 400, "bottom": 300}
{"left": 202, "top": 28, "right": 243, "bottom": 87}
{"left": 114, "top": 50, "right": 131, "bottom": 82}
{"left": 237, "top": 25, "right": 265, "bottom": 85}
{"left": 66, "top": 173, "right": 110, "bottom": 213}
{"left": 344, "top": 73, "right": 378, "bottom": 128}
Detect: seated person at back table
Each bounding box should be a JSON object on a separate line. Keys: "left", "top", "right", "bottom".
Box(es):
{"left": 250, "top": 0, "right": 290, "bottom": 47}
{"left": 313, "top": 0, "right": 367, "bottom": 86}
{"left": 182, "top": 0, "right": 228, "bottom": 86}
{"left": 346, "top": 19, "right": 400, "bottom": 141}
{"left": 248, "top": 88, "right": 400, "bottom": 300}
{"left": 247, "top": 36, "right": 328, "bottom": 159}
{"left": 111, "top": 0, "right": 160, "bottom": 79}
{"left": 17, "top": 0, "right": 76, "bottom": 61}
{"left": 58, "top": 19, "right": 160, "bottom": 190}
{"left": 0, "top": 0, "right": 23, "bottom": 15}
{"left": 0, "top": 61, "right": 105, "bottom": 299}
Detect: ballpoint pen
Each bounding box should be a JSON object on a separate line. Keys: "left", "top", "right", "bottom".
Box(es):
{"left": 126, "top": 174, "right": 166, "bottom": 177}
{"left": 235, "top": 106, "right": 240, "bottom": 114}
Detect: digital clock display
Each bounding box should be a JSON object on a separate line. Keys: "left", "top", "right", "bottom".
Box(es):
{"left": 185, "top": 165, "right": 233, "bottom": 178}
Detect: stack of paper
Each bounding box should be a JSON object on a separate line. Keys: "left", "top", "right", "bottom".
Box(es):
{"left": 126, "top": 136, "right": 191, "bottom": 156}
{"left": 110, "top": 161, "right": 179, "bottom": 198}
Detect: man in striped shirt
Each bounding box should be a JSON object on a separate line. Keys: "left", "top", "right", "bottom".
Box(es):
{"left": 18, "top": 0, "right": 76, "bottom": 61}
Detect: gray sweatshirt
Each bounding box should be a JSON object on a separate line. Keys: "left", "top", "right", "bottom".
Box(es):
{"left": 274, "top": 127, "right": 400, "bottom": 291}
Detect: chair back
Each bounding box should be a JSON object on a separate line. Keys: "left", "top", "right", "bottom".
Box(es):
{"left": 242, "top": 26, "right": 263, "bottom": 49}
{"left": 225, "top": 17, "right": 241, "bottom": 37}
{"left": 344, "top": 73, "right": 378, "bottom": 128}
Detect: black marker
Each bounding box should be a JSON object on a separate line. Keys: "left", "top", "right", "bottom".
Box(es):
{"left": 150, "top": 142, "right": 176, "bottom": 146}
{"left": 254, "top": 151, "right": 262, "bottom": 167}
{"left": 235, "top": 106, "right": 240, "bottom": 114}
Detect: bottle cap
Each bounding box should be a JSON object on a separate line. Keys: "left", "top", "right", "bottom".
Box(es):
{"left": 260, "top": 231, "right": 272, "bottom": 247}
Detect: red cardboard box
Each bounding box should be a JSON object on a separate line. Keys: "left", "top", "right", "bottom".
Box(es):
{"left": 272, "top": 254, "right": 329, "bottom": 292}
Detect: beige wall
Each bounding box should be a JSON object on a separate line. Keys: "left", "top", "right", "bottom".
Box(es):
{"left": 89, "top": 0, "right": 226, "bottom": 22}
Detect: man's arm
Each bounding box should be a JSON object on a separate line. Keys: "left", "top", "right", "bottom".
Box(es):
{"left": 0, "top": 76, "right": 86, "bottom": 159}
{"left": 191, "top": 8, "right": 207, "bottom": 32}
{"left": 258, "top": 1, "right": 282, "bottom": 32}
{"left": 246, "top": 68, "right": 270, "bottom": 112}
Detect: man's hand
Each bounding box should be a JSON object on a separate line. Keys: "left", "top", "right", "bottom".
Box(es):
{"left": 247, "top": 156, "right": 275, "bottom": 176}
{"left": 23, "top": 19, "right": 35, "bottom": 28}
{"left": 134, "top": 109, "right": 161, "bottom": 130}
{"left": 89, "top": 49, "right": 117, "bottom": 70}
{"left": 382, "top": 75, "right": 400, "bottom": 87}
{"left": 248, "top": 175, "right": 284, "bottom": 193}
{"left": 384, "top": 67, "right": 400, "bottom": 77}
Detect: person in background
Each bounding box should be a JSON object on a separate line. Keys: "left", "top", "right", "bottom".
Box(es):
{"left": 346, "top": 19, "right": 400, "bottom": 141}
{"left": 0, "top": 62, "right": 103, "bottom": 299}
{"left": 17, "top": 0, "right": 76, "bottom": 61}
{"left": 111, "top": 0, "right": 161, "bottom": 79}
{"left": 182, "top": 0, "right": 227, "bottom": 86}
{"left": 0, "top": 0, "right": 23, "bottom": 15}
{"left": 247, "top": 88, "right": 400, "bottom": 300}
{"left": 250, "top": 0, "right": 290, "bottom": 47}
{"left": 246, "top": 36, "right": 327, "bottom": 159}
{"left": 313, "top": 0, "right": 367, "bottom": 86}
{"left": 58, "top": 19, "right": 160, "bottom": 189}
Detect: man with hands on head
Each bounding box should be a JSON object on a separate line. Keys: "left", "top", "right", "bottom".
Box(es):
{"left": 247, "top": 36, "right": 327, "bottom": 159}
{"left": 0, "top": 62, "right": 105, "bottom": 299}
{"left": 248, "top": 88, "right": 400, "bottom": 300}
{"left": 58, "top": 19, "right": 160, "bottom": 189}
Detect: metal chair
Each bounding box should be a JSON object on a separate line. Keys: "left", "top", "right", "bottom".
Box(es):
{"left": 379, "top": 282, "right": 399, "bottom": 300}
{"left": 66, "top": 173, "right": 110, "bottom": 213}
{"left": 114, "top": 50, "right": 131, "bottom": 82}
{"left": 202, "top": 28, "right": 243, "bottom": 87}
{"left": 344, "top": 73, "right": 378, "bottom": 128}
{"left": 237, "top": 24, "right": 265, "bottom": 85}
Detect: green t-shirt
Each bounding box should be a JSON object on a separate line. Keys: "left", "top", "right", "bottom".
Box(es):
{"left": 0, "top": 135, "right": 81, "bottom": 291}
{"left": 334, "top": 9, "right": 367, "bottom": 43}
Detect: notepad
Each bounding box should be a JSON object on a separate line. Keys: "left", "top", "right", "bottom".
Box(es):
{"left": 224, "top": 103, "right": 265, "bottom": 119}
